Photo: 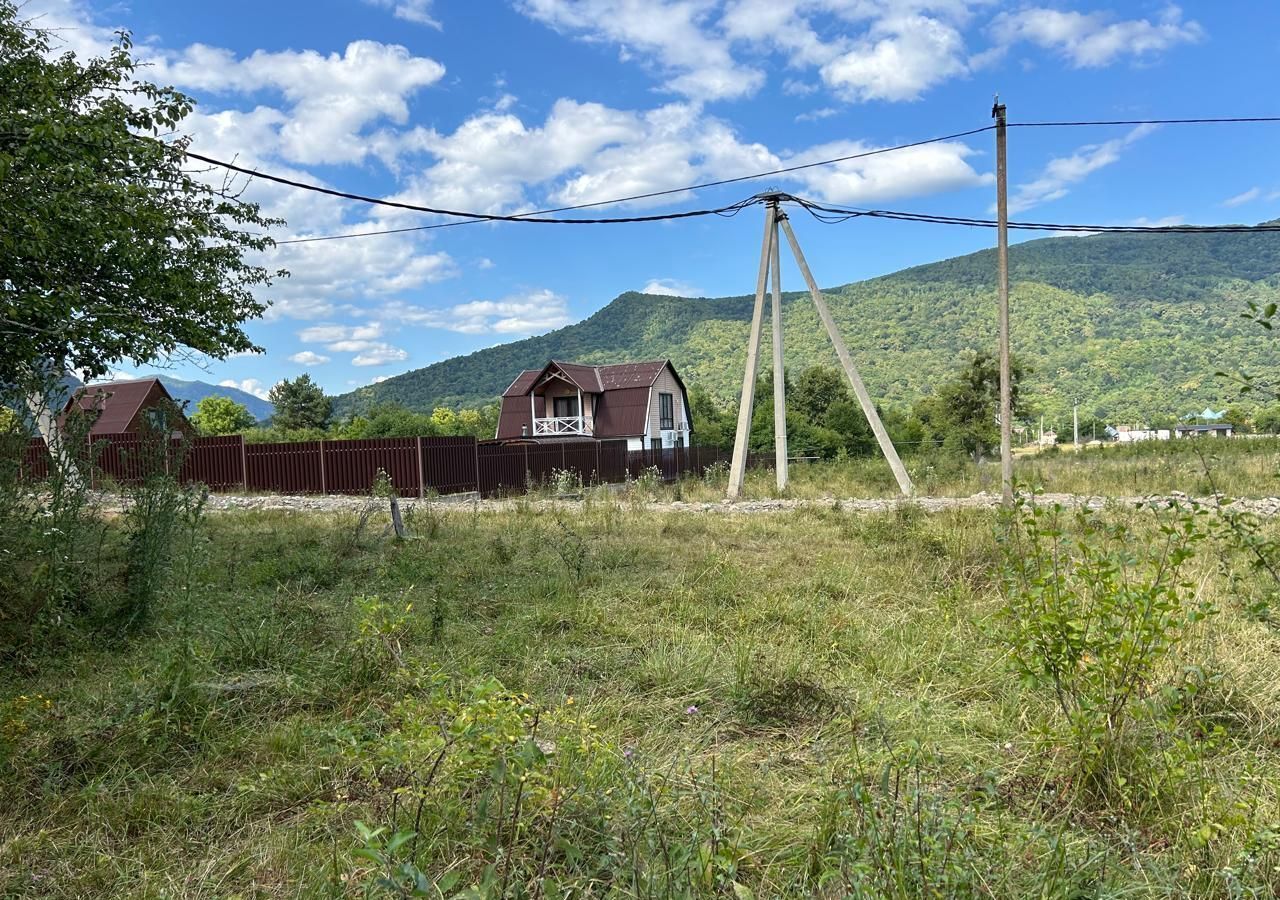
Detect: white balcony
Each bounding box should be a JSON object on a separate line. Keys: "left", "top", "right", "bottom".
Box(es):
{"left": 533, "top": 415, "right": 590, "bottom": 436}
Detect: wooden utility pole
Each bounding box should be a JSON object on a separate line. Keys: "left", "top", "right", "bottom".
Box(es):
{"left": 769, "top": 200, "right": 788, "bottom": 492}
{"left": 778, "top": 214, "right": 913, "bottom": 497}
{"left": 1073, "top": 402, "right": 1080, "bottom": 449}
{"left": 993, "top": 98, "right": 1013, "bottom": 504}
{"left": 727, "top": 203, "right": 776, "bottom": 499}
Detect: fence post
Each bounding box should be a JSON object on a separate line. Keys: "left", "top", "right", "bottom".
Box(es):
{"left": 473, "top": 438, "right": 481, "bottom": 494}
{"left": 415, "top": 436, "right": 425, "bottom": 499}
{"left": 239, "top": 435, "right": 248, "bottom": 491}
{"left": 319, "top": 440, "right": 327, "bottom": 495}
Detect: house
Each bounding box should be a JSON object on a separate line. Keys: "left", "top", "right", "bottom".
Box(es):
{"left": 495, "top": 359, "right": 692, "bottom": 451}
{"left": 65, "top": 377, "right": 189, "bottom": 436}
{"left": 1175, "top": 423, "right": 1234, "bottom": 438}
{"left": 1112, "top": 424, "right": 1170, "bottom": 442}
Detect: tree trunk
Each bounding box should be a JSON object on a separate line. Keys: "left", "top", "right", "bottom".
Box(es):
{"left": 26, "top": 383, "right": 82, "bottom": 488}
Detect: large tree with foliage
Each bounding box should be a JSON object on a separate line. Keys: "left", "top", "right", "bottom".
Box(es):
{"left": 190, "top": 395, "right": 257, "bottom": 436}
{"left": 915, "top": 351, "right": 1027, "bottom": 463}
{"left": 1, "top": 3, "right": 280, "bottom": 403}
{"left": 269, "top": 375, "right": 332, "bottom": 431}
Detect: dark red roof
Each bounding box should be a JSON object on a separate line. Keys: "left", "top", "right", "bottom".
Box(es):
{"left": 592, "top": 387, "right": 652, "bottom": 436}
{"left": 67, "top": 378, "right": 178, "bottom": 435}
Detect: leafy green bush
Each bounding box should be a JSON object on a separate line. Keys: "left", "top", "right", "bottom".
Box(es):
{"left": 996, "top": 494, "right": 1215, "bottom": 802}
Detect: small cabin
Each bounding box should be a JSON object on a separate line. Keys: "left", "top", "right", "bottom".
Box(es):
{"left": 65, "top": 377, "right": 189, "bottom": 436}
{"left": 495, "top": 359, "right": 692, "bottom": 451}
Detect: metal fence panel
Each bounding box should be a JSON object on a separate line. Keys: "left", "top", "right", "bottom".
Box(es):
{"left": 322, "top": 438, "right": 420, "bottom": 496}
{"left": 477, "top": 442, "right": 528, "bottom": 497}
{"left": 179, "top": 435, "right": 245, "bottom": 490}
{"left": 422, "top": 436, "right": 479, "bottom": 495}
{"left": 245, "top": 441, "right": 324, "bottom": 493}
{"left": 562, "top": 441, "right": 599, "bottom": 483}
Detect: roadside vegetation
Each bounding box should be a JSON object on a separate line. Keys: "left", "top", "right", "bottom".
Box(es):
{"left": 3, "top": 445, "right": 1280, "bottom": 896}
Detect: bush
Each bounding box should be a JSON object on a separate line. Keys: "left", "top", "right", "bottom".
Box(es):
{"left": 996, "top": 493, "right": 1215, "bottom": 802}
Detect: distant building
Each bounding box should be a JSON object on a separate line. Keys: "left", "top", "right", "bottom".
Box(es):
{"left": 65, "top": 378, "right": 189, "bottom": 436}
{"left": 1038, "top": 429, "right": 1058, "bottom": 447}
{"left": 1174, "top": 423, "right": 1234, "bottom": 438}
{"left": 495, "top": 359, "right": 692, "bottom": 451}
{"left": 1113, "top": 424, "right": 1170, "bottom": 442}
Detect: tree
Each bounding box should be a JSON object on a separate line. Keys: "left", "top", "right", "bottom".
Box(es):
{"left": 269, "top": 375, "right": 331, "bottom": 431}
{"left": 915, "top": 351, "right": 1027, "bottom": 463}
{"left": 1, "top": 6, "right": 280, "bottom": 385}
{"left": 190, "top": 396, "right": 257, "bottom": 435}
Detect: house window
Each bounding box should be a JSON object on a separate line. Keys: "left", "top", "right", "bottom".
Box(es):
{"left": 553, "top": 396, "right": 579, "bottom": 418}
{"left": 659, "top": 392, "right": 674, "bottom": 430}
{"left": 651, "top": 436, "right": 663, "bottom": 451}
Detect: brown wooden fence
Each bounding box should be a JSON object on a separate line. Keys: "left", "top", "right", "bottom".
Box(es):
{"left": 20, "top": 434, "right": 757, "bottom": 498}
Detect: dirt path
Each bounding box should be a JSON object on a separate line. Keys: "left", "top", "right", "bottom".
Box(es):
{"left": 127, "top": 490, "right": 1280, "bottom": 518}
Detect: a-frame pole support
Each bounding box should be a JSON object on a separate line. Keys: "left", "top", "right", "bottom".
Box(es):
{"left": 777, "top": 214, "right": 914, "bottom": 498}
{"left": 770, "top": 205, "right": 788, "bottom": 492}
{"left": 727, "top": 201, "right": 776, "bottom": 499}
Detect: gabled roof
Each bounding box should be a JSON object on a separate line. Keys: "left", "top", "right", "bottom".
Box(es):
{"left": 508, "top": 359, "right": 673, "bottom": 397}
{"left": 66, "top": 377, "right": 177, "bottom": 435}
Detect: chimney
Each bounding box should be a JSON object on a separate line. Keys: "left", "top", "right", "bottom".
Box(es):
{"left": 522, "top": 424, "right": 529, "bottom": 438}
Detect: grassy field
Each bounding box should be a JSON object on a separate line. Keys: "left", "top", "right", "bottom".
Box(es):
{"left": 691, "top": 437, "right": 1280, "bottom": 502}
{"left": 2, "top": 474, "right": 1279, "bottom": 897}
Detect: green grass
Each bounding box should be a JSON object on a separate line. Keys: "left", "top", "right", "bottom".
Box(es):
{"left": 672, "top": 436, "right": 1280, "bottom": 501}
{"left": 2, "top": 474, "right": 1279, "bottom": 896}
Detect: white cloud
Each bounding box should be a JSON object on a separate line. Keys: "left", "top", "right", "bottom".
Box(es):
{"left": 351, "top": 344, "right": 410, "bottom": 367}
{"left": 1008, "top": 125, "right": 1154, "bottom": 214}
{"left": 364, "top": 0, "right": 441, "bottom": 28}
{"left": 298, "top": 322, "right": 385, "bottom": 345}
{"left": 641, "top": 279, "right": 702, "bottom": 297}
{"left": 152, "top": 41, "right": 446, "bottom": 165}
{"left": 795, "top": 107, "right": 838, "bottom": 123}
{"left": 378, "top": 290, "right": 574, "bottom": 335}
{"left": 821, "top": 14, "right": 969, "bottom": 102}
{"left": 1223, "top": 187, "right": 1261, "bottom": 208}
{"left": 786, "top": 139, "right": 991, "bottom": 205}
{"left": 517, "top": 0, "right": 764, "bottom": 101}
{"left": 991, "top": 5, "right": 1203, "bottom": 68}
{"left": 288, "top": 351, "right": 331, "bottom": 366}
{"left": 219, "top": 378, "right": 274, "bottom": 400}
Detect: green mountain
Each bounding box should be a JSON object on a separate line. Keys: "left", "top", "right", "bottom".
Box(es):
{"left": 333, "top": 226, "right": 1280, "bottom": 425}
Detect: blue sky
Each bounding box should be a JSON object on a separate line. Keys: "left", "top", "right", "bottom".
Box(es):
{"left": 30, "top": 1, "right": 1280, "bottom": 400}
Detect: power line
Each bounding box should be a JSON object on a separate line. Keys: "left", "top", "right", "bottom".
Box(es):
{"left": 189, "top": 126, "right": 998, "bottom": 243}
{"left": 1011, "top": 116, "right": 1280, "bottom": 128}
{"left": 791, "top": 196, "right": 1280, "bottom": 234}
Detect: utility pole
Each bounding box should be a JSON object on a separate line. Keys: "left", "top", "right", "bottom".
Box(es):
{"left": 1073, "top": 402, "right": 1080, "bottom": 449}
{"left": 727, "top": 203, "right": 776, "bottom": 499}
{"left": 993, "top": 98, "right": 1013, "bottom": 504}
{"left": 769, "top": 199, "right": 788, "bottom": 492}
{"left": 726, "top": 196, "right": 913, "bottom": 499}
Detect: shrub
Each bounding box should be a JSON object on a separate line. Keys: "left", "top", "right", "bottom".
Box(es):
{"left": 996, "top": 493, "right": 1215, "bottom": 802}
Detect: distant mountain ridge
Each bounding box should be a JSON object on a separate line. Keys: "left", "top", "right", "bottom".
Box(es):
{"left": 73, "top": 375, "right": 275, "bottom": 422}
{"left": 333, "top": 225, "right": 1280, "bottom": 424}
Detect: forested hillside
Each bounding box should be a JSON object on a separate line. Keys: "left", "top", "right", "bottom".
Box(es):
{"left": 334, "top": 225, "right": 1280, "bottom": 423}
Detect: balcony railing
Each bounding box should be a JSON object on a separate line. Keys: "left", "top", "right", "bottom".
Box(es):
{"left": 533, "top": 416, "right": 589, "bottom": 436}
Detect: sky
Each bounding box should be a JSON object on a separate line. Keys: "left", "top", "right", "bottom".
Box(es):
{"left": 24, "top": 0, "right": 1280, "bottom": 400}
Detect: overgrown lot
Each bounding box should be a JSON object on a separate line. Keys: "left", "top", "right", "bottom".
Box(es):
{"left": 2, "top": 486, "right": 1279, "bottom": 898}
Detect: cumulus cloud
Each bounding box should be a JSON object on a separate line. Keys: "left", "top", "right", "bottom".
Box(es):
{"left": 152, "top": 40, "right": 446, "bottom": 166}
{"left": 991, "top": 5, "right": 1203, "bottom": 68}
{"left": 288, "top": 351, "right": 331, "bottom": 366}
{"left": 786, "top": 139, "right": 991, "bottom": 205}
{"left": 219, "top": 378, "right": 274, "bottom": 400}
{"left": 641, "top": 279, "right": 702, "bottom": 297}
{"left": 1008, "top": 125, "right": 1154, "bottom": 214}
{"left": 517, "top": 0, "right": 763, "bottom": 102}
{"left": 351, "top": 344, "right": 410, "bottom": 367}
{"left": 821, "top": 14, "right": 969, "bottom": 102}
{"left": 298, "top": 322, "right": 385, "bottom": 345}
